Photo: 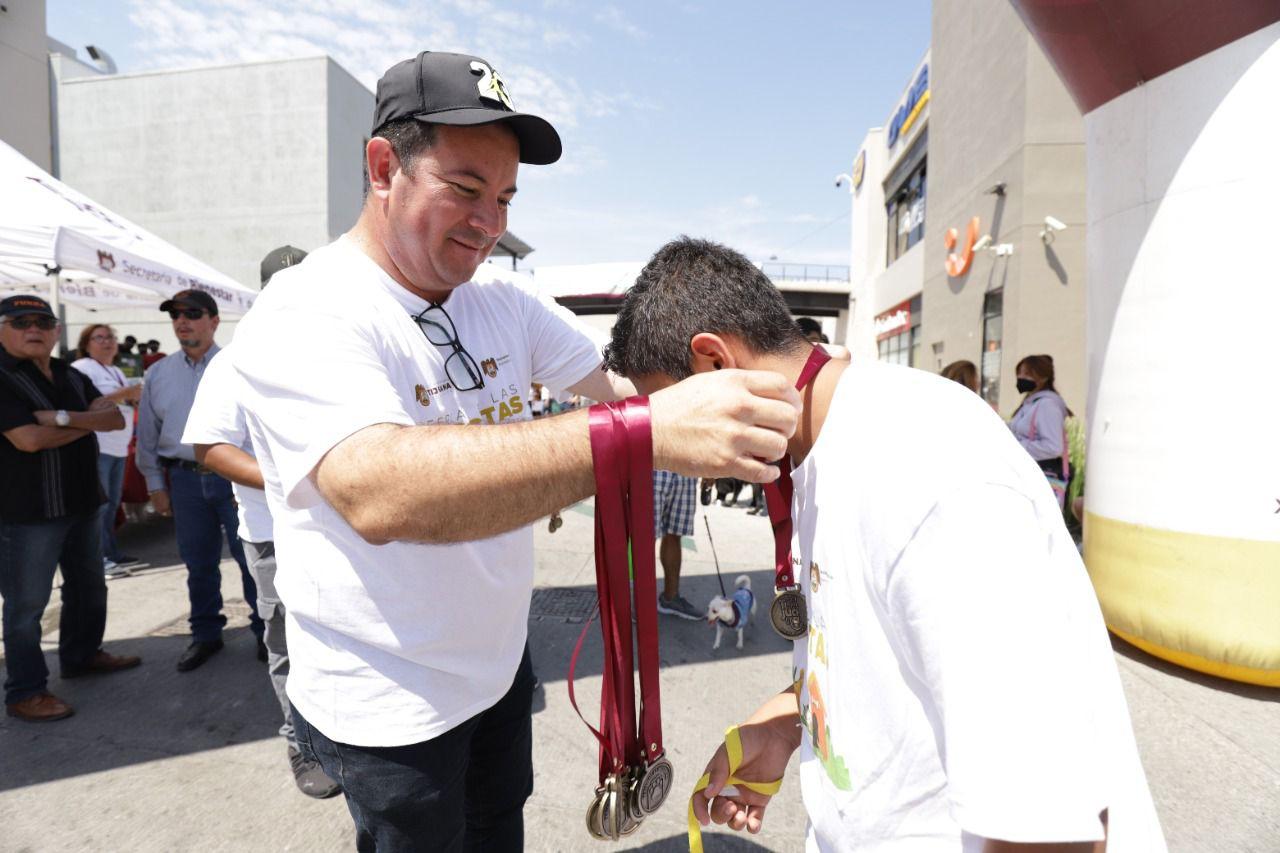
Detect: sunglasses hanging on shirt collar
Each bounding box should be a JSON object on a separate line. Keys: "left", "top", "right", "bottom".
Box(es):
{"left": 410, "top": 302, "right": 485, "bottom": 391}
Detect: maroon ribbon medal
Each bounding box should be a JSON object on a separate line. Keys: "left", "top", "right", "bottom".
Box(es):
{"left": 763, "top": 345, "right": 833, "bottom": 640}
{"left": 568, "top": 397, "right": 673, "bottom": 841}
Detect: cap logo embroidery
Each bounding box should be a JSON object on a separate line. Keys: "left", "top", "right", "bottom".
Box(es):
{"left": 470, "top": 60, "right": 513, "bottom": 110}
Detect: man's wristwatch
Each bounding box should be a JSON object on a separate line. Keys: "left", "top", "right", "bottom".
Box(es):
{"left": 54, "top": 410, "right": 70, "bottom": 427}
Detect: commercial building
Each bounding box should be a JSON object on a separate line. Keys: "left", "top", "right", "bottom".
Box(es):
{"left": 846, "top": 0, "right": 1087, "bottom": 417}
{"left": 0, "top": 1, "right": 52, "bottom": 172}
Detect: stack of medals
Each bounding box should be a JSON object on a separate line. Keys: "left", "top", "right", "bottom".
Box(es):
{"left": 568, "top": 397, "right": 675, "bottom": 841}
{"left": 763, "top": 345, "right": 833, "bottom": 641}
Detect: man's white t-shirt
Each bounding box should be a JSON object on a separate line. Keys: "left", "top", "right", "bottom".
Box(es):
{"left": 226, "top": 236, "right": 603, "bottom": 746}
{"left": 180, "top": 349, "right": 273, "bottom": 544}
{"left": 790, "top": 361, "right": 1164, "bottom": 851}
{"left": 70, "top": 357, "right": 133, "bottom": 458}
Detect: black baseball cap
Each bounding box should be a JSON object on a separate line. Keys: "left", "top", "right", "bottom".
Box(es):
{"left": 260, "top": 245, "right": 308, "bottom": 286}
{"left": 0, "top": 294, "right": 56, "bottom": 319}
{"left": 159, "top": 289, "right": 219, "bottom": 316}
{"left": 372, "top": 51, "right": 562, "bottom": 165}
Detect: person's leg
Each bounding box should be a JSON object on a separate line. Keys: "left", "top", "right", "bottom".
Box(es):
{"left": 463, "top": 645, "right": 536, "bottom": 851}
{"left": 168, "top": 467, "right": 226, "bottom": 643}
{"left": 293, "top": 703, "right": 478, "bottom": 853}
{"left": 96, "top": 454, "right": 126, "bottom": 563}
{"left": 0, "top": 518, "right": 67, "bottom": 704}
{"left": 206, "top": 474, "right": 263, "bottom": 638}
{"left": 56, "top": 510, "right": 108, "bottom": 669}
{"left": 242, "top": 540, "right": 292, "bottom": 739}
{"left": 659, "top": 534, "right": 682, "bottom": 599}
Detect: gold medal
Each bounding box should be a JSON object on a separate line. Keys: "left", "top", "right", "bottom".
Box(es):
{"left": 629, "top": 756, "right": 674, "bottom": 819}
{"left": 770, "top": 588, "right": 808, "bottom": 640}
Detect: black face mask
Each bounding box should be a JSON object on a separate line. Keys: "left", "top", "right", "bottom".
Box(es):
{"left": 1016, "top": 378, "right": 1037, "bottom": 394}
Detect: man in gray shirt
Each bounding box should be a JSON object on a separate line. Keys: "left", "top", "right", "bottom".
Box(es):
{"left": 136, "top": 289, "right": 264, "bottom": 672}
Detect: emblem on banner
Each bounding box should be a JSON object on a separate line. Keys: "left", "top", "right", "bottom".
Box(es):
{"left": 481, "top": 357, "right": 499, "bottom": 378}
{"left": 96, "top": 250, "right": 116, "bottom": 273}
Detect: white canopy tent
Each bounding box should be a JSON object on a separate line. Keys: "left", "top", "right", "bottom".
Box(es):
{"left": 0, "top": 140, "right": 256, "bottom": 315}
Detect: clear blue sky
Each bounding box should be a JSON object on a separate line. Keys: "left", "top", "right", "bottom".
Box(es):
{"left": 46, "top": 0, "right": 931, "bottom": 269}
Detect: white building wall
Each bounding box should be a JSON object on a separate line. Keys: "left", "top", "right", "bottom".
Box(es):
{"left": 846, "top": 129, "right": 886, "bottom": 360}
{"left": 0, "top": 0, "right": 52, "bottom": 171}
{"left": 53, "top": 56, "right": 368, "bottom": 350}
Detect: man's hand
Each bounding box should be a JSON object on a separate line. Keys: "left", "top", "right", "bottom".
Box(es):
{"left": 32, "top": 409, "right": 57, "bottom": 427}
{"left": 90, "top": 396, "right": 118, "bottom": 411}
{"left": 150, "top": 490, "right": 172, "bottom": 516}
{"left": 692, "top": 716, "right": 801, "bottom": 835}
{"left": 649, "top": 370, "right": 800, "bottom": 483}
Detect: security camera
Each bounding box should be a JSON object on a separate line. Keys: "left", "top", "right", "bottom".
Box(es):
{"left": 972, "top": 234, "right": 993, "bottom": 252}
{"left": 1040, "top": 215, "right": 1067, "bottom": 244}
{"left": 835, "top": 173, "right": 852, "bottom": 189}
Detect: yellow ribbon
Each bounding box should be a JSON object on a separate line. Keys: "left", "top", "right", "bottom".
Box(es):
{"left": 687, "top": 725, "right": 784, "bottom": 853}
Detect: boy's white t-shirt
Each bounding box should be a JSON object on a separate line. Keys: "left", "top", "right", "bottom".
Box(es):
{"left": 70, "top": 357, "right": 133, "bottom": 458}
{"left": 790, "top": 361, "right": 1164, "bottom": 851}
{"left": 226, "top": 236, "right": 603, "bottom": 747}
{"left": 180, "top": 349, "right": 273, "bottom": 544}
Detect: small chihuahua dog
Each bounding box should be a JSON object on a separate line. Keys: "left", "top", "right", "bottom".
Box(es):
{"left": 707, "top": 575, "right": 756, "bottom": 650}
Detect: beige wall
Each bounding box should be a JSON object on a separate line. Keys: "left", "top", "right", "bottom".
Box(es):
{"left": 0, "top": 0, "right": 52, "bottom": 170}
{"left": 922, "top": 0, "right": 1086, "bottom": 417}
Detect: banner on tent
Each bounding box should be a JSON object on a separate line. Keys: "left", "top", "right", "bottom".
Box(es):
{"left": 55, "top": 229, "right": 255, "bottom": 314}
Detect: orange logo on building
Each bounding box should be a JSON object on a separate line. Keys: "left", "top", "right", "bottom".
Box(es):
{"left": 944, "top": 216, "right": 980, "bottom": 277}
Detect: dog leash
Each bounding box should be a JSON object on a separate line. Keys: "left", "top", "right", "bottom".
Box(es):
{"left": 687, "top": 725, "right": 784, "bottom": 853}
{"left": 763, "top": 344, "right": 832, "bottom": 640}
{"left": 567, "top": 397, "right": 674, "bottom": 840}
{"left": 702, "top": 515, "right": 728, "bottom": 598}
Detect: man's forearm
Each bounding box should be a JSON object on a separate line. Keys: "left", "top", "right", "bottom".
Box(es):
{"left": 67, "top": 409, "right": 126, "bottom": 432}
{"left": 4, "top": 424, "right": 91, "bottom": 452}
{"left": 198, "top": 443, "right": 265, "bottom": 490}
{"left": 317, "top": 410, "right": 596, "bottom": 544}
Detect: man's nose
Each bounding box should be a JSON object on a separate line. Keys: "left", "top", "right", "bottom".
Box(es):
{"left": 468, "top": 198, "right": 505, "bottom": 240}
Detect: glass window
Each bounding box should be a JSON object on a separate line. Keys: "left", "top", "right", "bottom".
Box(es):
{"left": 885, "top": 158, "right": 927, "bottom": 265}
{"left": 980, "top": 290, "right": 1003, "bottom": 409}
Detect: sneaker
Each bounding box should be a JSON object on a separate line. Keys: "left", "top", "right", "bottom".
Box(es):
{"left": 657, "top": 594, "right": 702, "bottom": 621}
{"left": 114, "top": 554, "right": 142, "bottom": 567}
{"left": 288, "top": 747, "right": 341, "bottom": 799}
{"left": 103, "top": 559, "right": 131, "bottom": 579}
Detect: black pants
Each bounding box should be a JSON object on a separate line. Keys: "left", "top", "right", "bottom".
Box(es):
{"left": 293, "top": 646, "right": 536, "bottom": 853}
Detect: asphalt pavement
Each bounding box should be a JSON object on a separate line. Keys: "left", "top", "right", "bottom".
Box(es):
{"left": 1, "top": 499, "right": 1276, "bottom": 852}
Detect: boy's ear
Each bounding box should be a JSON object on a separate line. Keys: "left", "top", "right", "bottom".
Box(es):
{"left": 689, "top": 332, "right": 735, "bottom": 373}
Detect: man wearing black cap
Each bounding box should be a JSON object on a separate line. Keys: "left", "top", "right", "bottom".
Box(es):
{"left": 183, "top": 246, "right": 341, "bottom": 799}
{"left": 137, "top": 289, "right": 264, "bottom": 673}
{"left": 228, "top": 51, "right": 801, "bottom": 851}
{"left": 0, "top": 295, "right": 140, "bottom": 723}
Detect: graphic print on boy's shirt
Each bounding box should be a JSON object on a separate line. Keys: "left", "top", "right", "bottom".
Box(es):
{"left": 796, "top": 557, "right": 853, "bottom": 792}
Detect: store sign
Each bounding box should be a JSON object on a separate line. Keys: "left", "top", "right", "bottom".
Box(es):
{"left": 874, "top": 300, "right": 912, "bottom": 341}
{"left": 944, "top": 215, "right": 981, "bottom": 277}
{"left": 887, "top": 64, "right": 929, "bottom": 148}
{"left": 852, "top": 149, "right": 866, "bottom": 191}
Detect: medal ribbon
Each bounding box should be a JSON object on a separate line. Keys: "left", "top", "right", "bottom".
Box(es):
{"left": 686, "top": 726, "right": 784, "bottom": 853}
{"left": 763, "top": 345, "right": 832, "bottom": 591}
{"left": 567, "top": 397, "right": 664, "bottom": 787}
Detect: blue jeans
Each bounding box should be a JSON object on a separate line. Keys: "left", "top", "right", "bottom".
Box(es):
{"left": 293, "top": 646, "right": 535, "bottom": 852}
{"left": 167, "top": 467, "right": 263, "bottom": 643}
{"left": 0, "top": 511, "right": 107, "bottom": 704}
{"left": 97, "top": 454, "right": 127, "bottom": 563}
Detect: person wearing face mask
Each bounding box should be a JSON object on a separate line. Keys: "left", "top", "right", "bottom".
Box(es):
{"left": 1009, "top": 354, "right": 1073, "bottom": 509}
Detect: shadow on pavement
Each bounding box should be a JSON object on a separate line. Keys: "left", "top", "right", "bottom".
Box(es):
{"left": 1109, "top": 633, "right": 1279, "bottom": 703}
{"left": 0, "top": 625, "right": 281, "bottom": 793}
{"left": 528, "top": 568, "right": 793, "bottom": 688}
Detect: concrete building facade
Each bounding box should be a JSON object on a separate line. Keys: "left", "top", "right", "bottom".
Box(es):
{"left": 845, "top": 0, "right": 1086, "bottom": 418}
{"left": 0, "top": 0, "right": 52, "bottom": 171}
{"left": 52, "top": 54, "right": 373, "bottom": 347}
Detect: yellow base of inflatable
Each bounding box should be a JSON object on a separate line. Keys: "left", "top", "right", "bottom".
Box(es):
{"left": 1084, "top": 512, "right": 1280, "bottom": 688}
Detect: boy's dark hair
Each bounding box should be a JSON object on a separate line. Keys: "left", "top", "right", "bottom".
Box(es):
{"left": 603, "top": 237, "right": 807, "bottom": 379}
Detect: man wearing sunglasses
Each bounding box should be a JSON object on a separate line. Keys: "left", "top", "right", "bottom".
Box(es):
{"left": 226, "top": 51, "right": 801, "bottom": 850}
{"left": 136, "top": 289, "right": 264, "bottom": 673}
{"left": 0, "top": 295, "right": 140, "bottom": 723}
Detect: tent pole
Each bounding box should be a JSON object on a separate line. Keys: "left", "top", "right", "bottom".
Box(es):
{"left": 48, "top": 268, "right": 68, "bottom": 357}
